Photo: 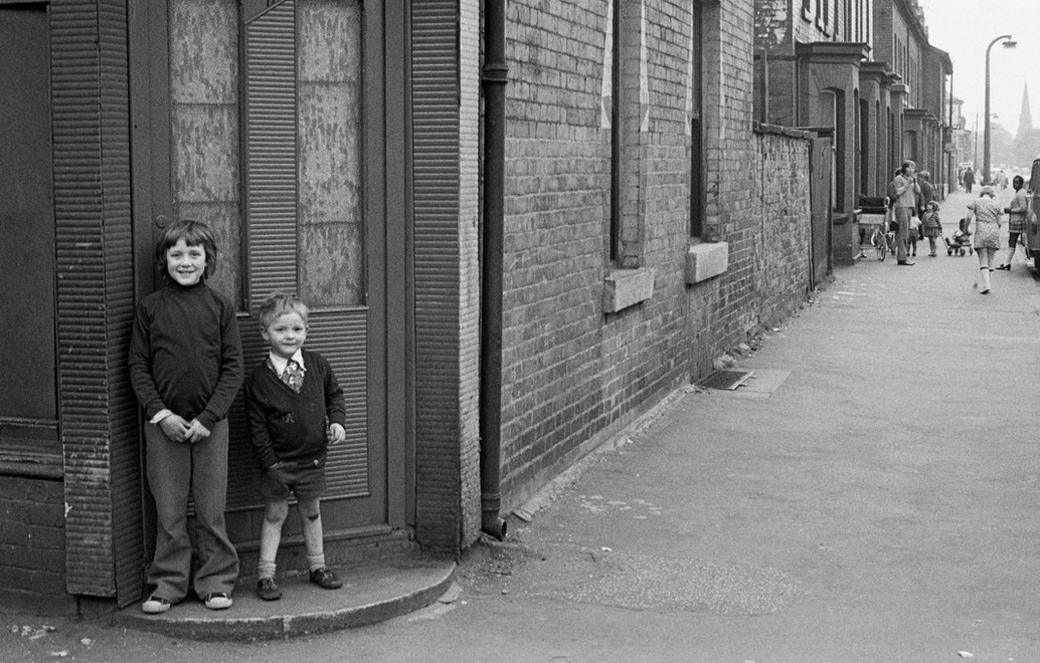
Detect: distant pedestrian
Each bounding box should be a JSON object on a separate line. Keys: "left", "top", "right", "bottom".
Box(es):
{"left": 967, "top": 186, "right": 1002, "bottom": 294}
{"left": 997, "top": 170, "right": 1009, "bottom": 190}
{"left": 963, "top": 167, "right": 975, "bottom": 193}
{"left": 888, "top": 161, "right": 920, "bottom": 265}
{"left": 244, "top": 293, "right": 347, "bottom": 602}
{"left": 128, "top": 219, "right": 244, "bottom": 614}
{"left": 997, "top": 174, "right": 1027, "bottom": 270}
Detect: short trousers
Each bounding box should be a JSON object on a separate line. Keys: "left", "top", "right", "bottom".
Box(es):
{"left": 261, "top": 458, "right": 327, "bottom": 501}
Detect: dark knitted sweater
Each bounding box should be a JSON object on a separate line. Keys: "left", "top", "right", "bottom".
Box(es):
{"left": 243, "top": 349, "right": 347, "bottom": 469}
{"left": 128, "top": 281, "right": 244, "bottom": 431}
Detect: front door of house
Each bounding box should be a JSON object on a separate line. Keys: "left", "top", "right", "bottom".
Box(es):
{"left": 129, "top": 0, "right": 406, "bottom": 562}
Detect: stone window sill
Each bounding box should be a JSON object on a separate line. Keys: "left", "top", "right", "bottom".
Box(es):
{"left": 603, "top": 267, "right": 656, "bottom": 313}
{"left": 685, "top": 241, "right": 729, "bottom": 284}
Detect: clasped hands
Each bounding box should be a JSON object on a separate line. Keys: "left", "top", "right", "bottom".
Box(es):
{"left": 158, "top": 414, "right": 211, "bottom": 444}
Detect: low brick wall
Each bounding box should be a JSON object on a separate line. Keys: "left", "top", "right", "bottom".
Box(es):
{"left": 0, "top": 474, "right": 73, "bottom": 613}
{"left": 751, "top": 126, "right": 813, "bottom": 325}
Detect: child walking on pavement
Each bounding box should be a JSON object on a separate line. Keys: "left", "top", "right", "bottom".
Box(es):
{"left": 244, "top": 293, "right": 347, "bottom": 601}
{"left": 129, "top": 219, "right": 244, "bottom": 614}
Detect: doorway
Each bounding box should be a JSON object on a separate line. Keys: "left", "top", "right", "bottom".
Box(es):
{"left": 128, "top": 0, "right": 407, "bottom": 574}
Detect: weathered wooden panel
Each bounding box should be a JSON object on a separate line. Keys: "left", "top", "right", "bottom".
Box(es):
{"left": 169, "top": 0, "right": 238, "bottom": 105}
{"left": 171, "top": 105, "right": 240, "bottom": 204}
{"left": 297, "top": 0, "right": 364, "bottom": 307}
{"left": 299, "top": 222, "right": 364, "bottom": 305}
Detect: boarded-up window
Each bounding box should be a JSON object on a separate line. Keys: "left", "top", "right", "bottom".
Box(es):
{"left": 0, "top": 5, "right": 58, "bottom": 449}
{"left": 297, "top": 0, "right": 364, "bottom": 307}
{"left": 170, "top": 0, "right": 363, "bottom": 309}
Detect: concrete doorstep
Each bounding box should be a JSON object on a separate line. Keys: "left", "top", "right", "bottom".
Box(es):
{"left": 111, "top": 557, "right": 455, "bottom": 641}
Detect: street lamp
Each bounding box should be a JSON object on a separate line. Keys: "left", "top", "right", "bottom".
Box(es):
{"left": 984, "top": 34, "right": 1016, "bottom": 184}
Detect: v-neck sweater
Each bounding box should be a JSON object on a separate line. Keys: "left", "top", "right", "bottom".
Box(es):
{"left": 243, "top": 348, "right": 346, "bottom": 469}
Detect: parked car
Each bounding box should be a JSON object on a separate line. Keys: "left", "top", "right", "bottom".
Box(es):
{"left": 1025, "top": 159, "right": 1040, "bottom": 267}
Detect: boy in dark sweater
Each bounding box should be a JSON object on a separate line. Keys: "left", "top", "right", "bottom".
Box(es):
{"left": 244, "top": 293, "right": 347, "bottom": 600}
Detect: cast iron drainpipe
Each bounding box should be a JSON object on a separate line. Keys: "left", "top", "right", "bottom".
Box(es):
{"left": 479, "top": 0, "right": 508, "bottom": 540}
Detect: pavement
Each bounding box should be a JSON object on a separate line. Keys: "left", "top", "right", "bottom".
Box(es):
{"left": 4, "top": 186, "right": 1040, "bottom": 661}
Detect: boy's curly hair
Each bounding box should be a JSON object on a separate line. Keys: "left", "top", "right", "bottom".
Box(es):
{"left": 256, "top": 292, "right": 310, "bottom": 329}
{"left": 154, "top": 219, "right": 219, "bottom": 280}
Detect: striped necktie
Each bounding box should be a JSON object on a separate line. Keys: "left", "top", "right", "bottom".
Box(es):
{"left": 280, "top": 359, "right": 304, "bottom": 393}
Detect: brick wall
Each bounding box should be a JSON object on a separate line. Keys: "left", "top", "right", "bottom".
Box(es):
{"left": 872, "top": 0, "right": 894, "bottom": 62}
{"left": 694, "top": 1, "right": 763, "bottom": 360}
{"left": 0, "top": 476, "right": 72, "bottom": 613}
{"left": 496, "top": 0, "right": 811, "bottom": 514}
{"left": 500, "top": 0, "right": 693, "bottom": 507}
{"left": 501, "top": 0, "right": 616, "bottom": 504}
{"left": 752, "top": 126, "right": 813, "bottom": 326}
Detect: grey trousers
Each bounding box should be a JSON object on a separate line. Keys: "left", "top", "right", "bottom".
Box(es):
{"left": 144, "top": 419, "right": 239, "bottom": 601}
{"left": 894, "top": 206, "right": 913, "bottom": 263}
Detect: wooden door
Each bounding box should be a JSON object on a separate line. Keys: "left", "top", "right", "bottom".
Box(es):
{"left": 130, "top": 0, "right": 402, "bottom": 560}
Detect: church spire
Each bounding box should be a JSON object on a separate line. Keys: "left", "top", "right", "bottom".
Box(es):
{"left": 1017, "top": 82, "right": 1032, "bottom": 139}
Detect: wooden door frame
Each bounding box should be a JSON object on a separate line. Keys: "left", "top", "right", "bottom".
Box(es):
{"left": 127, "top": 0, "right": 412, "bottom": 584}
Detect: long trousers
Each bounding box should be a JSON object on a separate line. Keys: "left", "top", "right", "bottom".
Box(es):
{"left": 144, "top": 419, "right": 239, "bottom": 601}
{"left": 894, "top": 206, "right": 913, "bottom": 263}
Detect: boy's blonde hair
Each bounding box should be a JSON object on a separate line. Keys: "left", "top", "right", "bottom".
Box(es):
{"left": 155, "top": 219, "right": 219, "bottom": 279}
{"left": 256, "top": 292, "right": 310, "bottom": 329}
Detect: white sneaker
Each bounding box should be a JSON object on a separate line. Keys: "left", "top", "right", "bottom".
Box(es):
{"left": 141, "top": 596, "right": 171, "bottom": 614}
{"left": 203, "top": 592, "right": 233, "bottom": 610}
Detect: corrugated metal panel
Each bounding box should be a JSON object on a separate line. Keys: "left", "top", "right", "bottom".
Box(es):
{"left": 99, "top": 0, "right": 143, "bottom": 608}
{"left": 226, "top": 308, "right": 371, "bottom": 511}
{"left": 411, "top": 1, "right": 464, "bottom": 553}
{"left": 244, "top": 0, "right": 298, "bottom": 304}
{"left": 52, "top": 0, "right": 139, "bottom": 600}
{"left": 52, "top": 0, "right": 113, "bottom": 598}
{"left": 308, "top": 311, "right": 370, "bottom": 497}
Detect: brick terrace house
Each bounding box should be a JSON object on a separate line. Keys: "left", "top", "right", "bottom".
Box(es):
{"left": 754, "top": 0, "right": 953, "bottom": 264}
{"left": 3, "top": 0, "right": 817, "bottom": 613}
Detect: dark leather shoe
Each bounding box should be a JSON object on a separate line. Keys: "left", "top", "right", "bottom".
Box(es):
{"left": 309, "top": 567, "right": 343, "bottom": 589}
{"left": 996, "top": 264, "right": 1010, "bottom": 270}
{"left": 257, "top": 577, "right": 282, "bottom": 601}
{"left": 897, "top": 261, "right": 916, "bottom": 266}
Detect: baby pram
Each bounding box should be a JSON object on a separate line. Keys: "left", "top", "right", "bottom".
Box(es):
{"left": 944, "top": 217, "right": 973, "bottom": 256}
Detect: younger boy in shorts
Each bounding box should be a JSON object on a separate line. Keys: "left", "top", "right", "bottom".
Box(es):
{"left": 244, "top": 293, "right": 347, "bottom": 600}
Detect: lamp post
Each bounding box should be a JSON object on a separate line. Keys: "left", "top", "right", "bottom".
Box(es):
{"left": 984, "top": 34, "right": 1016, "bottom": 184}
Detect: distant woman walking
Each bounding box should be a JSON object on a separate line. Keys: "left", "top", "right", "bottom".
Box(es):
{"left": 967, "top": 186, "right": 1002, "bottom": 294}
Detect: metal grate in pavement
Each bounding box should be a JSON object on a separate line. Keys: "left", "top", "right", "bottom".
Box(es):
{"left": 697, "top": 369, "right": 754, "bottom": 391}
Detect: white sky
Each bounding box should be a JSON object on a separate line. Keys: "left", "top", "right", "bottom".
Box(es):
{"left": 921, "top": 0, "right": 1040, "bottom": 132}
